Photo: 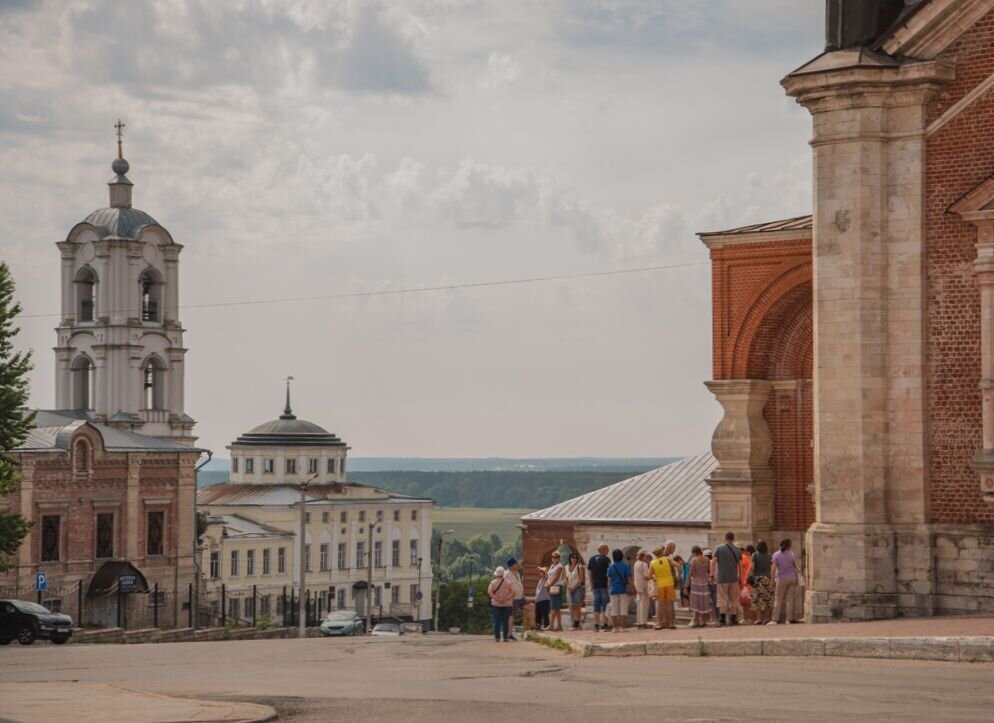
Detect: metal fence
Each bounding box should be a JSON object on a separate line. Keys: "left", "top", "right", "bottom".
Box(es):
{"left": 1, "top": 582, "right": 420, "bottom": 632}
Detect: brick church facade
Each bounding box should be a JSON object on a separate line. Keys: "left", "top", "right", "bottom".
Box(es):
{"left": 702, "top": 0, "right": 994, "bottom": 621}
{"left": 1, "top": 138, "right": 201, "bottom": 626}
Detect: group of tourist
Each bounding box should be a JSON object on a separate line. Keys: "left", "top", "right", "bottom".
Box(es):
{"left": 486, "top": 531, "right": 803, "bottom": 641}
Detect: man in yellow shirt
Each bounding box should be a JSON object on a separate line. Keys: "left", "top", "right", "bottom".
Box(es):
{"left": 650, "top": 545, "right": 676, "bottom": 629}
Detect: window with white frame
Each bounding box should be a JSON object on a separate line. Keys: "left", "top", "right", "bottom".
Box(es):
{"left": 409, "top": 539, "right": 419, "bottom": 566}
{"left": 262, "top": 548, "right": 271, "bottom": 575}
{"left": 319, "top": 543, "right": 329, "bottom": 571}
{"left": 391, "top": 585, "right": 400, "bottom": 604}
{"left": 230, "top": 550, "right": 239, "bottom": 576}
{"left": 327, "top": 458, "right": 336, "bottom": 474}
{"left": 374, "top": 541, "right": 383, "bottom": 568}
{"left": 286, "top": 458, "right": 297, "bottom": 474}
{"left": 278, "top": 547, "right": 286, "bottom": 574}
{"left": 391, "top": 540, "right": 400, "bottom": 567}
{"left": 337, "top": 588, "right": 346, "bottom": 609}
{"left": 263, "top": 459, "right": 274, "bottom": 474}
{"left": 232, "top": 458, "right": 239, "bottom": 473}
{"left": 356, "top": 541, "right": 365, "bottom": 568}
{"left": 209, "top": 551, "right": 220, "bottom": 579}
{"left": 322, "top": 511, "right": 329, "bottom": 524}
{"left": 411, "top": 509, "right": 418, "bottom": 521}
{"left": 304, "top": 543, "right": 311, "bottom": 571}
{"left": 246, "top": 549, "right": 255, "bottom": 576}
{"left": 246, "top": 458, "right": 255, "bottom": 473}
{"left": 337, "top": 543, "right": 347, "bottom": 570}
{"left": 308, "top": 458, "right": 318, "bottom": 474}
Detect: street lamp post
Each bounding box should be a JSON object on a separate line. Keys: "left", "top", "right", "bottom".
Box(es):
{"left": 466, "top": 554, "right": 477, "bottom": 634}
{"left": 365, "top": 518, "right": 375, "bottom": 635}
{"left": 298, "top": 472, "right": 318, "bottom": 639}
{"left": 433, "top": 529, "right": 454, "bottom": 632}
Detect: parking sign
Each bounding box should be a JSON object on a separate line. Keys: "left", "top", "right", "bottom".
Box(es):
{"left": 36, "top": 572, "right": 48, "bottom": 592}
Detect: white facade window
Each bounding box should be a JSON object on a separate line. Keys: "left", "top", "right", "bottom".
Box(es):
{"left": 246, "top": 549, "right": 255, "bottom": 576}
{"left": 228, "top": 597, "right": 239, "bottom": 621}
{"left": 304, "top": 543, "right": 311, "bottom": 571}
{"left": 320, "top": 543, "right": 329, "bottom": 571}
{"left": 391, "top": 540, "right": 400, "bottom": 567}
{"left": 337, "top": 588, "right": 346, "bottom": 609}
{"left": 356, "top": 541, "right": 365, "bottom": 569}
{"left": 232, "top": 458, "right": 238, "bottom": 473}
{"left": 263, "top": 459, "right": 274, "bottom": 474}
{"left": 322, "top": 511, "right": 329, "bottom": 524}
{"left": 359, "top": 511, "right": 365, "bottom": 523}
{"left": 374, "top": 541, "right": 383, "bottom": 568}
{"left": 305, "top": 512, "right": 311, "bottom": 524}
{"left": 308, "top": 458, "right": 318, "bottom": 474}
{"left": 245, "top": 458, "right": 254, "bottom": 474}
{"left": 260, "top": 595, "right": 271, "bottom": 616}
{"left": 393, "top": 510, "right": 400, "bottom": 522}
{"left": 327, "top": 458, "right": 335, "bottom": 474}
{"left": 262, "top": 548, "right": 271, "bottom": 575}
{"left": 376, "top": 510, "right": 383, "bottom": 522}
{"left": 391, "top": 585, "right": 400, "bottom": 603}
{"left": 278, "top": 547, "right": 286, "bottom": 574}
{"left": 411, "top": 509, "right": 418, "bottom": 521}
{"left": 286, "top": 458, "right": 297, "bottom": 474}
{"left": 410, "top": 540, "right": 419, "bottom": 566}
{"left": 230, "top": 550, "right": 239, "bottom": 577}
{"left": 209, "top": 551, "right": 220, "bottom": 579}
{"left": 340, "top": 511, "right": 348, "bottom": 523}
{"left": 337, "top": 543, "right": 347, "bottom": 570}
{"left": 244, "top": 596, "right": 255, "bottom": 619}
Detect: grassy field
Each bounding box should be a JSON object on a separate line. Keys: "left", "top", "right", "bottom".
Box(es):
{"left": 432, "top": 507, "right": 531, "bottom": 545}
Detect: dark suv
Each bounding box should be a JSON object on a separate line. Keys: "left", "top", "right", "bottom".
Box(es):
{"left": 0, "top": 600, "right": 74, "bottom": 645}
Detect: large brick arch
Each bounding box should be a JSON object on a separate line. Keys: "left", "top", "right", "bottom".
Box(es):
{"left": 746, "top": 280, "right": 813, "bottom": 380}
{"left": 729, "top": 263, "right": 812, "bottom": 379}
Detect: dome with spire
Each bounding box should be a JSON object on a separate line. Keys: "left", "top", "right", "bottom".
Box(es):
{"left": 232, "top": 383, "right": 346, "bottom": 448}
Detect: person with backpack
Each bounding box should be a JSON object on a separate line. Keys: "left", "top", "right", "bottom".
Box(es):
{"left": 650, "top": 545, "right": 677, "bottom": 630}
{"left": 606, "top": 548, "right": 632, "bottom": 633}
{"left": 487, "top": 565, "right": 514, "bottom": 642}
{"left": 709, "top": 530, "right": 743, "bottom": 626}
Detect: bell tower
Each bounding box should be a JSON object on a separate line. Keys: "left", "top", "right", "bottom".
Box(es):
{"left": 53, "top": 121, "right": 196, "bottom": 442}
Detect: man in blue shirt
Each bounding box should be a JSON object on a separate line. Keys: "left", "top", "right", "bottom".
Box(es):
{"left": 586, "top": 544, "right": 611, "bottom": 632}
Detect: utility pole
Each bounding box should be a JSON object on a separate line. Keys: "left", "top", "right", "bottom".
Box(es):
{"left": 417, "top": 556, "right": 423, "bottom": 624}
{"left": 297, "top": 472, "right": 317, "bottom": 639}
{"left": 366, "top": 518, "right": 374, "bottom": 634}
{"left": 433, "top": 529, "right": 454, "bottom": 632}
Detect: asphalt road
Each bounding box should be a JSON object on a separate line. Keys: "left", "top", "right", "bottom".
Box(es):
{"left": 2, "top": 635, "right": 992, "bottom": 722}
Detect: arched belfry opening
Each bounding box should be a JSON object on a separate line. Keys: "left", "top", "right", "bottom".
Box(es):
{"left": 74, "top": 266, "right": 97, "bottom": 322}
{"left": 139, "top": 267, "right": 163, "bottom": 323}
{"left": 71, "top": 355, "right": 95, "bottom": 410}
{"left": 141, "top": 356, "right": 167, "bottom": 411}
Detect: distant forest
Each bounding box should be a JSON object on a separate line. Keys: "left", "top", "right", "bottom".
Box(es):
{"left": 348, "top": 470, "right": 637, "bottom": 509}
{"left": 196, "top": 466, "right": 676, "bottom": 511}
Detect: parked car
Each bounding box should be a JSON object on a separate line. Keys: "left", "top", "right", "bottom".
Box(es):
{"left": 0, "top": 600, "right": 73, "bottom": 646}
{"left": 319, "top": 610, "right": 364, "bottom": 637}
{"left": 401, "top": 622, "right": 424, "bottom": 635}
{"left": 370, "top": 623, "right": 402, "bottom": 637}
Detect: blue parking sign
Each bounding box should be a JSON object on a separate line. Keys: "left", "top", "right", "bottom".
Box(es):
{"left": 36, "top": 572, "right": 48, "bottom": 592}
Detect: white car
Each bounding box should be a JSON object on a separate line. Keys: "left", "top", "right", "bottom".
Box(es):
{"left": 370, "top": 623, "right": 402, "bottom": 637}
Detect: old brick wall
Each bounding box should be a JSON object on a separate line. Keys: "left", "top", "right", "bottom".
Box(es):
{"left": 710, "top": 238, "right": 814, "bottom": 532}
{"left": 925, "top": 9, "right": 994, "bottom": 525}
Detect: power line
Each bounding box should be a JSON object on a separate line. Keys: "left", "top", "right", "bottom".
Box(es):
{"left": 19, "top": 259, "right": 708, "bottom": 320}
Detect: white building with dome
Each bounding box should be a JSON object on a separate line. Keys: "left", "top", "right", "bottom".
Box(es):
{"left": 198, "top": 389, "right": 435, "bottom": 626}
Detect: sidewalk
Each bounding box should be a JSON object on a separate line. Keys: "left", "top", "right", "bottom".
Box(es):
{"left": 0, "top": 683, "right": 275, "bottom": 723}
{"left": 526, "top": 615, "right": 994, "bottom": 662}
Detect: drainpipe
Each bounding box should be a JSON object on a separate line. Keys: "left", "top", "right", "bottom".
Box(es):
{"left": 192, "top": 450, "right": 213, "bottom": 629}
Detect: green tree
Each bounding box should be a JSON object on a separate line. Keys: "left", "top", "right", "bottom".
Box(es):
{"left": 0, "top": 262, "right": 34, "bottom": 571}
{"left": 437, "top": 578, "right": 493, "bottom": 633}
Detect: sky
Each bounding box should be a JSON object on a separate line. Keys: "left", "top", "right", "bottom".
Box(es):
{"left": 0, "top": 0, "right": 823, "bottom": 459}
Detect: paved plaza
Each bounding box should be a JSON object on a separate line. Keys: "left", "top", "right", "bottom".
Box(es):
{"left": 2, "top": 631, "right": 994, "bottom": 722}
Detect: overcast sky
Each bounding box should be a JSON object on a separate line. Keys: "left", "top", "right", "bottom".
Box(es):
{"left": 1, "top": 0, "right": 822, "bottom": 458}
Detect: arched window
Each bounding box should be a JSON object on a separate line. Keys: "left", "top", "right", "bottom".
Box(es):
{"left": 74, "top": 267, "right": 97, "bottom": 322}
{"left": 139, "top": 268, "right": 163, "bottom": 322}
{"left": 74, "top": 439, "right": 90, "bottom": 473}
{"left": 71, "top": 356, "right": 95, "bottom": 410}
{"left": 142, "top": 356, "right": 166, "bottom": 410}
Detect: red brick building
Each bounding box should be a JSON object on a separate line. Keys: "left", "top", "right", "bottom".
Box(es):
{"left": 702, "top": 0, "right": 994, "bottom": 621}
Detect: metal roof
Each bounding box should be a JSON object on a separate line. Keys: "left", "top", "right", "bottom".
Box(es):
{"left": 522, "top": 451, "right": 715, "bottom": 526}
{"left": 211, "top": 514, "right": 293, "bottom": 538}
{"left": 14, "top": 410, "right": 205, "bottom": 453}
{"left": 197, "top": 482, "right": 432, "bottom": 507}
{"left": 699, "top": 215, "right": 812, "bottom": 238}
{"left": 80, "top": 207, "right": 159, "bottom": 240}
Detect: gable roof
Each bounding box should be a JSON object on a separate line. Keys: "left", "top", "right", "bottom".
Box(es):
{"left": 208, "top": 514, "right": 293, "bottom": 539}
{"left": 522, "top": 452, "right": 715, "bottom": 526}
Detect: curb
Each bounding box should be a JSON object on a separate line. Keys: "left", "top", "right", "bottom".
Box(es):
{"left": 525, "top": 631, "right": 994, "bottom": 663}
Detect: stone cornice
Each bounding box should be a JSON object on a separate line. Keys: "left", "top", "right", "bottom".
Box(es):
{"left": 880, "top": 0, "right": 994, "bottom": 60}
{"left": 782, "top": 59, "right": 955, "bottom": 109}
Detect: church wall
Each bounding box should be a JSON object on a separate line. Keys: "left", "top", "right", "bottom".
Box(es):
{"left": 925, "top": 9, "right": 994, "bottom": 526}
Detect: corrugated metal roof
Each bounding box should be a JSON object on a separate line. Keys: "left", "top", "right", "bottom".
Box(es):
{"left": 522, "top": 452, "right": 715, "bottom": 525}
{"left": 699, "top": 215, "right": 812, "bottom": 237}
{"left": 14, "top": 410, "right": 205, "bottom": 453}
